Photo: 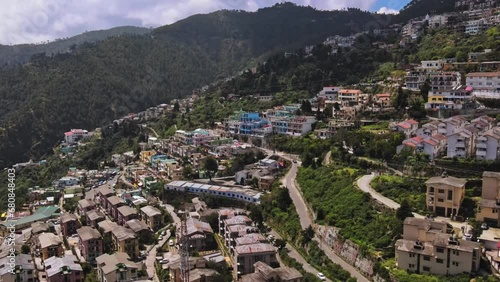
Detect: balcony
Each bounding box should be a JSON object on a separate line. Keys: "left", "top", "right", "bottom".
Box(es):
{"left": 477, "top": 142, "right": 487, "bottom": 149}
{"left": 476, "top": 150, "right": 487, "bottom": 156}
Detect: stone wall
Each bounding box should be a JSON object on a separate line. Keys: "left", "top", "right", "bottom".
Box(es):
{"left": 316, "top": 225, "right": 376, "bottom": 278}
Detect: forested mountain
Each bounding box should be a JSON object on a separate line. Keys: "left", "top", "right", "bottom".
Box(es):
{"left": 0, "top": 26, "right": 151, "bottom": 66}
{"left": 0, "top": 3, "right": 382, "bottom": 168}
{"left": 391, "top": 0, "right": 457, "bottom": 24}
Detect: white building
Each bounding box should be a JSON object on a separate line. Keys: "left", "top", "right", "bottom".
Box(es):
{"left": 467, "top": 72, "right": 500, "bottom": 99}
{"left": 317, "top": 87, "right": 341, "bottom": 100}
{"left": 165, "top": 181, "right": 262, "bottom": 204}
{"left": 447, "top": 125, "right": 481, "bottom": 158}
{"left": 476, "top": 127, "right": 500, "bottom": 161}
{"left": 64, "top": 129, "right": 90, "bottom": 144}
{"left": 465, "top": 19, "right": 490, "bottom": 35}
{"left": 419, "top": 60, "right": 446, "bottom": 72}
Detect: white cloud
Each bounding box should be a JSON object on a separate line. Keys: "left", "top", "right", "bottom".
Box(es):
{"left": 376, "top": 6, "right": 399, "bottom": 14}
{"left": 0, "top": 0, "right": 393, "bottom": 45}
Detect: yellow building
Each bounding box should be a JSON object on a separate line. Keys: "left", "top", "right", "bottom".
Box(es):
{"left": 38, "top": 233, "right": 63, "bottom": 260}
{"left": 111, "top": 226, "right": 139, "bottom": 259}
{"left": 139, "top": 150, "right": 155, "bottom": 164}
{"left": 477, "top": 171, "right": 500, "bottom": 227}
{"left": 396, "top": 217, "right": 481, "bottom": 275}
{"left": 425, "top": 175, "right": 467, "bottom": 217}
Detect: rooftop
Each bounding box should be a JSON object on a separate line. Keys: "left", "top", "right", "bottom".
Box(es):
{"left": 184, "top": 218, "right": 213, "bottom": 236}
{"left": 118, "top": 206, "right": 138, "bottom": 217}
{"left": 140, "top": 205, "right": 162, "bottom": 217}
{"left": 44, "top": 255, "right": 83, "bottom": 277}
{"left": 78, "top": 199, "right": 95, "bottom": 209}
{"left": 87, "top": 209, "right": 105, "bottom": 221}
{"left": 483, "top": 171, "right": 500, "bottom": 179}
{"left": 98, "top": 220, "right": 119, "bottom": 234}
{"left": 235, "top": 233, "right": 266, "bottom": 246}
{"left": 0, "top": 254, "right": 34, "bottom": 275}
{"left": 125, "top": 219, "right": 150, "bottom": 233}
{"left": 112, "top": 226, "right": 137, "bottom": 241}
{"left": 224, "top": 215, "right": 252, "bottom": 226}
{"left": 38, "top": 233, "right": 62, "bottom": 249}
{"left": 97, "top": 187, "right": 114, "bottom": 196}
{"left": 77, "top": 226, "right": 101, "bottom": 241}
{"left": 96, "top": 252, "right": 138, "bottom": 275}
{"left": 425, "top": 175, "right": 467, "bottom": 187}
{"left": 31, "top": 222, "right": 51, "bottom": 234}
{"left": 107, "top": 196, "right": 124, "bottom": 206}
{"left": 234, "top": 243, "right": 276, "bottom": 255}
{"left": 60, "top": 213, "right": 78, "bottom": 223}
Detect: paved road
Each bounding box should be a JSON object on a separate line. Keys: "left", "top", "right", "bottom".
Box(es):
{"left": 324, "top": 151, "right": 332, "bottom": 165}
{"left": 261, "top": 148, "right": 370, "bottom": 281}
{"left": 145, "top": 230, "right": 170, "bottom": 281}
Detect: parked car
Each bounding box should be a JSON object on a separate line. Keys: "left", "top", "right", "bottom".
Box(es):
{"left": 160, "top": 259, "right": 169, "bottom": 264}
{"left": 317, "top": 273, "right": 326, "bottom": 281}
{"left": 161, "top": 230, "right": 166, "bottom": 236}
{"left": 481, "top": 223, "right": 489, "bottom": 230}
{"left": 158, "top": 236, "right": 163, "bottom": 241}
{"left": 169, "top": 239, "right": 174, "bottom": 246}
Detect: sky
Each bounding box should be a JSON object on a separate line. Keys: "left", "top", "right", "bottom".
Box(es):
{"left": 0, "top": 0, "right": 410, "bottom": 45}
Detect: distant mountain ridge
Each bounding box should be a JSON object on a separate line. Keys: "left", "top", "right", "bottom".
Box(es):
{"left": 0, "top": 26, "right": 151, "bottom": 66}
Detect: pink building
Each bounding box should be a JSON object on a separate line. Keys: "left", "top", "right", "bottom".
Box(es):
{"left": 45, "top": 255, "right": 83, "bottom": 282}
{"left": 64, "top": 129, "right": 90, "bottom": 144}
{"left": 60, "top": 213, "right": 80, "bottom": 237}
{"left": 106, "top": 196, "right": 125, "bottom": 219}
{"left": 77, "top": 227, "right": 103, "bottom": 263}
{"left": 116, "top": 206, "right": 138, "bottom": 225}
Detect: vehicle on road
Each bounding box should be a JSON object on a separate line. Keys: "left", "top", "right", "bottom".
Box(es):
{"left": 481, "top": 223, "right": 489, "bottom": 230}
{"left": 161, "top": 230, "right": 166, "bottom": 236}
{"left": 317, "top": 273, "right": 326, "bottom": 280}
{"left": 169, "top": 239, "right": 174, "bottom": 246}
{"left": 158, "top": 236, "right": 163, "bottom": 241}
{"left": 159, "top": 259, "right": 169, "bottom": 264}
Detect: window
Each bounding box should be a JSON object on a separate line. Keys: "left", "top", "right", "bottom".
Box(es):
{"left": 453, "top": 250, "right": 460, "bottom": 256}
{"left": 423, "top": 266, "right": 430, "bottom": 271}
{"left": 409, "top": 253, "right": 416, "bottom": 258}
{"left": 448, "top": 190, "right": 453, "bottom": 200}
{"left": 436, "top": 247, "right": 444, "bottom": 253}
{"left": 436, "top": 258, "right": 444, "bottom": 263}
{"left": 438, "top": 189, "right": 445, "bottom": 193}
{"left": 423, "top": 256, "right": 430, "bottom": 261}
{"left": 494, "top": 209, "right": 498, "bottom": 214}
{"left": 452, "top": 261, "right": 459, "bottom": 267}
{"left": 409, "top": 264, "right": 415, "bottom": 268}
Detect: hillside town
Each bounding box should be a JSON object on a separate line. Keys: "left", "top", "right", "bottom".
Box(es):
{"left": 2, "top": 1, "right": 500, "bottom": 282}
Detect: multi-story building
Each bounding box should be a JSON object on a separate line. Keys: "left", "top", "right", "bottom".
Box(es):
{"left": 405, "top": 71, "right": 427, "bottom": 91}
{"left": 425, "top": 175, "right": 467, "bottom": 217}
{"left": 86, "top": 210, "right": 105, "bottom": 228}
{"left": 64, "top": 129, "right": 90, "bottom": 144}
{"left": 426, "top": 72, "right": 474, "bottom": 110}
{"left": 60, "top": 213, "right": 80, "bottom": 237}
{"left": 44, "top": 255, "right": 83, "bottom": 282}
{"left": 447, "top": 123, "right": 486, "bottom": 158}
{"left": 165, "top": 181, "right": 262, "bottom": 204}
{"left": 476, "top": 126, "right": 500, "bottom": 160}
{"left": 105, "top": 196, "right": 125, "bottom": 219}
{"left": 116, "top": 206, "right": 138, "bottom": 226}
{"left": 240, "top": 261, "right": 302, "bottom": 282}
{"left": 140, "top": 205, "right": 163, "bottom": 231}
{"left": 235, "top": 243, "right": 277, "bottom": 277}
{"left": 338, "top": 89, "right": 363, "bottom": 106}
{"left": 178, "top": 217, "right": 214, "bottom": 251}
{"left": 477, "top": 171, "right": 500, "bottom": 227}
{"left": 218, "top": 209, "right": 248, "bottom": 236}
{"left": 111, "top": 226, "right": 139, "bottom": 259}
{"left": 78, "top": 199, "right": 95, "bottom": 216}
{"left": 286, "top": 116, "right": 316, "bottom": 136}
{"left": 0, "top": 254, "right": 35, "bottom": 282}
{"left": 396, "top": 217, "right": 481, "bottom": 275}
{"left": 393, "top": 119, "right": 419, "bottom": 138}
{"left": 374, "top": 93, "right": 392, "bottom": 108}
{"left": 38, "top": 233, "right": 64, "bottom": 260}
{"left": 96, "top": 253, "right": 138, "bottom": 282}
{"left": 95, "top": 187, "right": 114, "bottom": 210}
{"left": 419, "top": 60, "right": 446, "bottom": 72}
{"left": 465, "top": 19, "right": 490, "bottom": 35}
{"left": 467, "top": 72, "right": 500, "bottom": 99}
{"left": 317, "top": 86, "right": 341, "bottom": 101}
{"left": 77, "top": 226, "right": 103, "bottom": 263}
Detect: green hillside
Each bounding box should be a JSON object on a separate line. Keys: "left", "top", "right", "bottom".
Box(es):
{"left": 0, "top": 3, "right": 380, "bottom": 168}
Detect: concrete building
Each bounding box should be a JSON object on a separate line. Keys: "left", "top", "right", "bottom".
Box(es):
{"left": 116, "top": 206, "right": 138, "bottom": 226}
{"left": 396, "top": 218, "right": 481, "bottom": 275}
{"left": 234, "top": 243, "right": 277, "bottom": 277}
{"left": 477, "top": 171, "right": 500, "bottom": 227}
{"left": 0, "top": 206, "right": 60, "bottom": 236}
{"left": 447, "top": 125, "right": 481, "bottom": 158}
{"left": 467, "top": 72, "right": 500, "bottom": 99}
{"left": 338, "top": 89, "right": 363, "bottom": 106}
{"left": 465, "top": 19, "right": 490, "bottom": 35}
{"left": 105, "top": 196, "right": 125, "bottom": 220}
{"left": 95, "top": 187, "right": 114, "bottom": 210}
{"left": 476, "top": 126, "right": 500, "bottom": 160}
{"left": 64, "top": 129, "right": 90, "bottom": 144}
{"left": 177, "top": 218, "right": 214, "bottom": 251}
{"left": 405, "top": 71, "right": 427, "bottom": 91}
{"left": 86, "top": 210, "right": 105, "bottom": 228}
{"left": 60, "top": 213, "right": 80, "bottom": 237}
{"left": 38, "top": 233, "right": 64, "bottom": 260}
{"left": 0, "top": 254, "right": 35, "bottom": 282}
{"left": 240, "top": 261, "right": 302, "bottom": 282}
{"left": 78, "top": 199, "right": 95, "bottom": 215}
{"left": 77, "top": 226, "right": 103, "bottom": 263}
{"left": 393, "top": 119, "right": 419, "bottom": 137}
{"left": 140, "top": 205, "right": 163, "bottom": 231}
{"left": 165, "top": 181, "right": 262, "bottom": 204}
{"left": 111, "top": 226, "right": 139, "bottom": 259}
{"left": 425, "top": 175, "right": 467, "bottom": 217}
{"left": 44, "top": 255, "right": 83, "bottom": 282}
{"left": 96, "top": 253, "right": 139, "bottom": 282}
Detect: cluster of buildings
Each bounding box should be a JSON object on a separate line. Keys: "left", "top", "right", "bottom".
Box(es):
{"left": 216, "top": 209, "right": 302, "bottom": 281}
{"left": 397, "top": 115, "right": 500, "bottom": 160}
{"left": 223, "top": 106, "right": 317, "bottom": 137}
{"left": 165, "top": 181, "right": 263, "bottom": 204}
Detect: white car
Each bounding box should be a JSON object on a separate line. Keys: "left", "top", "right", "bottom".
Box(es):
{"left": 317, "top": 273, "right": 326, "bottom": 281}
{"left": 158, "top": 236, "right": 163, "bottom": 241}
{"left": 169, "top": 239, "right": 174, "bottom": 246}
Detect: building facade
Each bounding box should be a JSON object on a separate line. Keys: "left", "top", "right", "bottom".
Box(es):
{"left": 425, "top": 175, "right": 467, "bottom": 217}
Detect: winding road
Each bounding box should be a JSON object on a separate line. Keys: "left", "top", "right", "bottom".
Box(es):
{"left": 269, "top": 149, "right": 370, "bottom": 282}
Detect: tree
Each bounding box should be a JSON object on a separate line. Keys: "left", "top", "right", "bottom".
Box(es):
{"left": 173, "top": 101, "right": 180, "bottom": 112}
{"left": 204, "top": 156, "right": 218, "bottom": 181}
{"left": 301, "top": 225, "right": 315, "bottom": 246}
{"left": 470, "top": 219, "right": 483, "bottom": 240}
{"left": 182, "top": 165, "right": 194, "bottom": 180}
{"left": 396, "top": 198, "right": 414, "bottom": 221}
{"left": 21, "top": 244, "right": 30, "bottom": 254}
{"left": 84, "top": 270, "right": 99, "bottom": 282}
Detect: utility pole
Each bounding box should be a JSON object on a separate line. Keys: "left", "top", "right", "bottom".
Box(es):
{"left": 179, "top": 211, "right": 190, "bottom": 282}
